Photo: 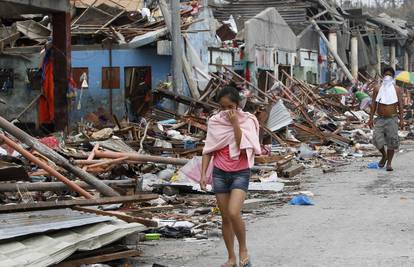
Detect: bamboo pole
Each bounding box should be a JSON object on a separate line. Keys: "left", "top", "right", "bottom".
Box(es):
{"left": 0, "top": 134, "right": 93, "bottom": 199}
{"left": 0, "top": 116, "right": 119, "bottom": 197}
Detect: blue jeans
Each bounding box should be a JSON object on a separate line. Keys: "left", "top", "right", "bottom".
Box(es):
{"left": 212, "top": 167, "right": 250, "bottom": 194}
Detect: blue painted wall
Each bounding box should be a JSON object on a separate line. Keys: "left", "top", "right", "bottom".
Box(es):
{"left": 71, "top": 47, "right": 171, "bottom": 122}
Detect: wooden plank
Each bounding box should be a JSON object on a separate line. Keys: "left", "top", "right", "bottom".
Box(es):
{"left": 186, "top": 118, "right": 207, "bottom": 131}
{"left": 72, "top": 206, "right": 158, "bottom": 227}
{"left": 0, "top": 32, "right": 21, "bottom": 51}
{"left": 0, "top": 194, "right": 159, "bottom": 213}
{"left": 182, "top": 54, "right": 200, "bottom": 98}
{"left": 282, "top": 164, "right": 305, "bottom": 178}
{"left": 54, "top": 250, "right": 141, "bottom": 267}
{"left": 255, "top": 155, "right": 286, "bottom": 164}
{"left": 0, "top": 180, "right": 135, "bottom": 192}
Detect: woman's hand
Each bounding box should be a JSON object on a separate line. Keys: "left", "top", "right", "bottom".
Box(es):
{"left": 227, "top": 109, "right": 239, "bottom": 125}
{"left": 200, "top": 175, "right": 207, "bottom": 191}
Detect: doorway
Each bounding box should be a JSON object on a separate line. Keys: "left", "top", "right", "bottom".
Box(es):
{"left": 124, "top": 67, "right": 152, "bottom": 120}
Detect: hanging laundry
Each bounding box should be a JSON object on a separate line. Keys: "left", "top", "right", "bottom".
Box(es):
{"left": 38, "top": 48, "right": 55, "bottom": 124}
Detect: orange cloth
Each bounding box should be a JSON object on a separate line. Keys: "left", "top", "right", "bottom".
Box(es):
{"left": 39, "top": 59, "right": 54, "bottom": 124}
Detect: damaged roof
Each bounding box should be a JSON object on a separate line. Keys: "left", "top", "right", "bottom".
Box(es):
{"left": 210, "top": 0, "right": 343, "bottom": 34}
{"left": 71, "top": 0, "right": 144, "bottom": 12}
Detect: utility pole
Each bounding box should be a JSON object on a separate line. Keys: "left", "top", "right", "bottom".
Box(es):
{"left": 171, "top": 0, "right": 183, "bottom": 96}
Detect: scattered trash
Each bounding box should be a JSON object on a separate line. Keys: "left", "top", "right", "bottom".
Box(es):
{"left": 368, "top": 162, "right": 380, "bottom": 169}
{"left": 289, "top": 195, "right": 314, "bottom": 206}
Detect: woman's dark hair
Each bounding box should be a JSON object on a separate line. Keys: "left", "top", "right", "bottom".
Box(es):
{"left": 383, "top": 66, "right": 395, "bottom": 77}
{"left": 216, "top": 86, "right": 241, "bottom": 105}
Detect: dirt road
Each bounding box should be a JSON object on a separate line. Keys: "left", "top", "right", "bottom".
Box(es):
{"left": 138, "top": 148, "right": 414, "bottom": 267}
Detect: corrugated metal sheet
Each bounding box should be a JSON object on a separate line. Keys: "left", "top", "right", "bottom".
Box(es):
{"left": 210, "top": 0, "right": 313, "bottom": 33}
{"left": 0, "top": 219, "right": 144, "bottom": 267}
{"left": 0, "top": 208, "right": 113, "bottom": 241}
{"left": 245, "top": 8, "right": 297, "bottom": 61}
{"left": 266, "top": 100, "right": 293, "bottom": 132}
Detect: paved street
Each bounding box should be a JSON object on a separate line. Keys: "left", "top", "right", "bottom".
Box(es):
{"left": 139, "top": 147, "right": 414, "bottom": 267}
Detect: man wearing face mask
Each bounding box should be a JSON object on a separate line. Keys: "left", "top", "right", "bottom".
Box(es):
{"left": 368, "top": 66, "right": 404, "bottom": 171}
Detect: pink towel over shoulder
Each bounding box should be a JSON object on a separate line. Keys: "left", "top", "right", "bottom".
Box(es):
{"left": 203, "top": 109, "right": 261, "bottom": 168}
{"left": 180, "top": 110, "right": 261, "bottom": 185}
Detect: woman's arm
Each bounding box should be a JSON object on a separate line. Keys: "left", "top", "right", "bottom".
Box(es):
{"left": 227, "top": 109, "right": 242, "bottom": 148}
{"left": 200, "top": 154, "right": 212, "bottom": 191}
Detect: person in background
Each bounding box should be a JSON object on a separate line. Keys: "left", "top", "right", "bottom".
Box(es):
{"left": 200, "top": 86, "right": 261, "bottom": 267}
{"left": 368, "top": 66, "right": 404, "bottom": 171}
{"left": 351, "top": 84, "right": 372, "bottom": 112}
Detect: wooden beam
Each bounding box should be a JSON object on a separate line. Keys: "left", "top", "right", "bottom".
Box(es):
{"left": 0, "top": 32, "right": 20, "bottom": 51}
{"left": 0, "top": 194, "right": 158, "bottom": 213}
{"left": 52, "top": 12, "right": 71, "bottom": 131}
{"left": 54, "top": 250, "right": 141, "bottom": 267}
{"left": 0, "top": 180, "right": 135, "bottom": 192}
{"left": 72, "top": 206, "right": 158, "bottom": 227}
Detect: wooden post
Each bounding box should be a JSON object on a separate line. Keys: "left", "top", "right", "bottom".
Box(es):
{"left": 0, "top": 115, "right": 120, "bottom": 197}
{"left": 52, "top": 12, "right": 71, "bottom": 131}
{"left": 390, "top": 42, "right": 396, "bottom": 70}
{"left": 351, "top": 35, "right": 358, "bottom": 79}
{"left": 404, "top": 49, "right": 409, "bottom": 71}
{"left": 376, "top": 44, "right": 382, "bottom": 75}
{"left": 328, "top": 30, "right": 337, "bottom": 81}
{"left": 94, "top": 150, "right": 189, "bottom": 165}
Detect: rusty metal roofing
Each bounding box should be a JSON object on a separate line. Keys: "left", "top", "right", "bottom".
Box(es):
{"left": 0, "top": 208, "right": 113, "bottom": 241}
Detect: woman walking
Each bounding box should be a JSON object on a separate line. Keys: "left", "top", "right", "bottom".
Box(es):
{"left": 200, "top": 86, "right": 261, "bottom": 267}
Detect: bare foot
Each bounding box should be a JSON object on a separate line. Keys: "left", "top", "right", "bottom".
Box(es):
{"left": 379, "top": 156, "right": 387, "bottom": 168}
{"left": 386, "top": 165, "right": 394, "bottom": 172}
{"left": 221, "top": 258, "right": 237, "bottom": 267}
{"left": 239, "top": 250, "right": 249, "bottom": 266}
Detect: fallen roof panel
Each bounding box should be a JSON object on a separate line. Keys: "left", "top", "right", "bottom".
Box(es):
{"left": 0, "top": 208, "right": 113, "bottom": 241}
{"left": 0, "top": 219, "right": 144, "bottom": 267}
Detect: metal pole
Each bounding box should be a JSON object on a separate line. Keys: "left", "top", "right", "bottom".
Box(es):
{"left": 171, "top": 0, "right": 183, "bottom": 95}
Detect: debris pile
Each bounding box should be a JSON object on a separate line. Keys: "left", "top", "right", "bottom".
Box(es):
{"left": 1, "top": 0, "right": 414, "bottom": 266}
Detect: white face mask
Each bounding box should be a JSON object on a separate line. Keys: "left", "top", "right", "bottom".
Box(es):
{"left": 383, "top": 75, "right": 394, "bottom": 83}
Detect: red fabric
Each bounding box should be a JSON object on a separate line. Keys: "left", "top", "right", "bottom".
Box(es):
{"left": 39, "top": 60, "right": 55, "bottom": 124}
{"left": 38, "top": 136, "right": 59, "bottom": 150}
{"left": 213, "top": 146, "right": 249, "bottom": 172}
{"left": 245, "top": 66, "right": 251, "bottom": 82}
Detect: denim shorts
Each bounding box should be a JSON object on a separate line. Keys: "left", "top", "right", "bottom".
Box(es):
{"left": 212, "top": 167, "right": 250, "bottom": 194}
